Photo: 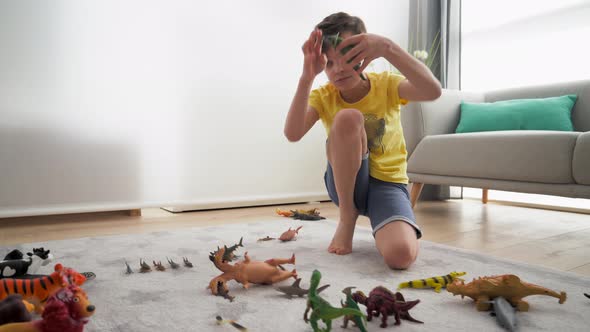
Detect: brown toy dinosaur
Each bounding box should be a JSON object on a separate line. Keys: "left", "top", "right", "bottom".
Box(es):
{"left": 352, "top": 286, "right": 423, "bottom": 328}
{"left": 447, "top": 274, "right": 567, "bottom": 311}
{"left": 279, "top": 226, "right": 302, "bottom": 242}
{"left": 208, "top": 247, "right": 297, "bottom": 295}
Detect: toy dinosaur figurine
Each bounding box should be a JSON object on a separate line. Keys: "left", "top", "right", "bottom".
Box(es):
{"left": 139, "top": 259, "right": 152, "bottom": 273}
{"left": 257, "top": 236, "right": 276, "bottom": 242}
{"left": 279, "top": 226, "right": 303, "bottom": 242}
{"left": 340, "top": 287, "right": 368, "bottom": 332}
{"left": 352, "top": 287, "right": 423, "bottom": 328}
{"left": 304, "top": 270, "right": 366, "bottom": 332}
{"left": 208, "top": 247, "right": 297, "bottom": 295}
{"left": 398, "top": 271, "right": 466, "bottom": 293}
{"left": 215, "top": 315, "right": 247, "bottom": 331}
{"left": 124, "top": 260, "right": 133, "bottom": 274}
{"left": 446, "top": 274, "right": 567, "bottom": 311}
{"left": 214, "top": 281, "right": 235, "bottom": 302}
{"left": 182, "top": 257, "right": 193, "bottom": 268}
{"left": 0, "top": 284, "right": 95, "bottom": 332}
{"left": 167, "top": 258, "right": 180, "bottom": 269}
{"left": 276, "top": 208, "right": 326, "bottom": 220}
{"left": 153, "top": 261, "right": 166, "bottom": 271}
{"left": 209, "top": 237, "right": 244, "bottom": 263}
{"left": 291, "top": 211, "right": 326, "bottom": 221}
{"left": 1, "top": 248, "right": 54, "bottom": 279}
{"left": 275, "top": 278, "right": 330, "bottom": 298}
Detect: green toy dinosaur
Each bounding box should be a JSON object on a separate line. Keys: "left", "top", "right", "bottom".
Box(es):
{"left": 304, "top": 270, "right": 366, "bottom": 332}
{"left": 323, "top": 33, "right": 366, "bottom": 81}
{"left": 340, "top": 287, "right": 368, "bottom": 332}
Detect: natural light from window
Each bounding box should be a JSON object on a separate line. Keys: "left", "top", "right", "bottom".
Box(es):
{"left": 459, "top": 0, "right": 590, "bottom": 212}
{"left": 462, "top": 0, "right": 590, "bottom": 91}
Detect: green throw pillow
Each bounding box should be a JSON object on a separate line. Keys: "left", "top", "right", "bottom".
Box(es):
{"left": 455, "top": 95, "right": 577, "bottom": 133}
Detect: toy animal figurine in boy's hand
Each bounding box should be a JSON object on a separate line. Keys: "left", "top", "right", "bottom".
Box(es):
{"left": 447, "top": 274, "right": 567, "bottom": 311}
{"left": 304, "top": 270, "right": 366, "bottom": 332}
{"left": 398, "top": 271, "right": 466, "bottom": 293}
{"left": 0, "top": 284, "right": 95, "bottom": 332}
{"left": 208, "top": 247, "right": 297, "bottom": 295}
{"left": 352, "top": 287, "right": 422, "bottom": 328}
{"left": 279, "top": 226, "right": 303, "bottom": 242}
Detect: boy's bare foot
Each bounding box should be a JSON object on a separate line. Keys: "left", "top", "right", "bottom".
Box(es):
{"left": 328, "top": 222, "right": 354, "bottom": 255}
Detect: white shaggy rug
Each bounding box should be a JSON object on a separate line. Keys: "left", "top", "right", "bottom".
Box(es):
{"left": 1, "top": 219, "right": 589, "bottom": 331}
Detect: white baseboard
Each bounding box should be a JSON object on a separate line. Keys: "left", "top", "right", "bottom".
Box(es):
{"left": 161, "top": 193, "right": 331, "bottom": 213}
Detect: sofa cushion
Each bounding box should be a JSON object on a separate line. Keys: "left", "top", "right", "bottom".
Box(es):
{"left": 408, "top": 131, "right": 580, "bottom": 184}
{"left": 573, "top": 132, "right": 590, "bottom": 185}
{"left": 456, "top": 95, "right": 577, "bottom": 133}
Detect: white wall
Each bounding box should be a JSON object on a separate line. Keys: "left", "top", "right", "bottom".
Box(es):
{"left": 0, "top": 0, "right": 409, "bottom": 217}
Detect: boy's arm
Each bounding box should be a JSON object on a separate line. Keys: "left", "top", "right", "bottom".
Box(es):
{"left": 284, "top": 29, "right": 325, "bottom": 142}
{"left": 383, "top": 42, "right": 442, "bottom": 102}
{"left": 335, "top": 34, "right": 442, "bottom": 102}
{"left": 284, "top": 77, "right": 319, "bottom": 142}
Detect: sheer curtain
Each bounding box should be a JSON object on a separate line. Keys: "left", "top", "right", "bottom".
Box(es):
{"left": 408, "top": 0, "right": 462, "bottom": 201}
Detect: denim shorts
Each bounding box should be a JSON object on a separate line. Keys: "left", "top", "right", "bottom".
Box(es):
{"left": 324, "top": 153, "right": 422, "bottom": 238}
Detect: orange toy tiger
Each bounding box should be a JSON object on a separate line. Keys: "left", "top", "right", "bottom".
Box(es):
{"left": 0, "top": 264, "right": 86, "bottom": 313}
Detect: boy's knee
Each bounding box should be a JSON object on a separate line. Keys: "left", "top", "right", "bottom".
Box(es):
{"left": 332, "top": 109, "right": 364, "bottom": 134}
{"left": 382, "top": 242, "right": 417, "bottom": 270}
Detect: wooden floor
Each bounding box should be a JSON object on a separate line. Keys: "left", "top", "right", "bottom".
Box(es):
{"left": 1, "top": 199, "right": 589, "bottom": 276}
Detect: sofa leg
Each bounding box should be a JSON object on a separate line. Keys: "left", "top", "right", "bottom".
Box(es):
{"left": 410, "top": 183, "right": 424, "bottom": 209}
{"left": 482, "top": 189, "right": 488, "bottom": 204}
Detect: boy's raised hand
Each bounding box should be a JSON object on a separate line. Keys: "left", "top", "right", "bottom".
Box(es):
{"left": 301, "top": 29, "right": 326, "bottom": 81}
{"left": 335, "top": 33, "right": 391, "bottom": 74}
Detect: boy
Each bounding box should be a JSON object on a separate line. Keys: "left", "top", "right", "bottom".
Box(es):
{"left": 284, "top": 12, "right": 441, "bottom": 269}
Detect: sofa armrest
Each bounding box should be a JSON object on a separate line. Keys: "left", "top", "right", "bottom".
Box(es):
{"left": 401, "top": 89, "right": 484, "bottom": 157}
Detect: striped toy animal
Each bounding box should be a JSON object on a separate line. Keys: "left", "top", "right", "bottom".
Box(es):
{"left": 0, "top": 264, "right": 86, "bottom": 313}
{"left": 398, "top": 271, "right": 466, "bottom": 293}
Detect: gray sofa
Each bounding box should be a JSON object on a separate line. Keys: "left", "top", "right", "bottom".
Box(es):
{"left": 401, "top": 80, "right": 590, "bottom": 206}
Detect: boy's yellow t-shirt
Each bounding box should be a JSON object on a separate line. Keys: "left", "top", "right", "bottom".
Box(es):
{"left": 309, "top": 71, "right": 409, "bottom": 184}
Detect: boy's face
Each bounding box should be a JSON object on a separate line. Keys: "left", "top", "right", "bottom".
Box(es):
{"left": 323, "top": 32, "right": 364, "bottom": 91}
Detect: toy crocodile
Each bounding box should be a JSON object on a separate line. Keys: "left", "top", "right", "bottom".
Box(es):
{"left": 209, "top": 237, "right": 244, "bottom": 263}
{"left": 275, "top": 278, "right": 330, "bottom": 298}
{"left": 398, "top": 271, "right": 466, "bottom": 293}
{"left": 303, "top": 270, "right": 366, "bottom": 332}
{"left": 340, "top": 287, "right": 367, "bottom": 332}
{"left": 447, "top": 274, "right": 567, "bottom": 311}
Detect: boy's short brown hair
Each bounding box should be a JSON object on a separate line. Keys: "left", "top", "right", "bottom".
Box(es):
{"left": 316, "top": 12, "right": 366, "bottom": 52}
